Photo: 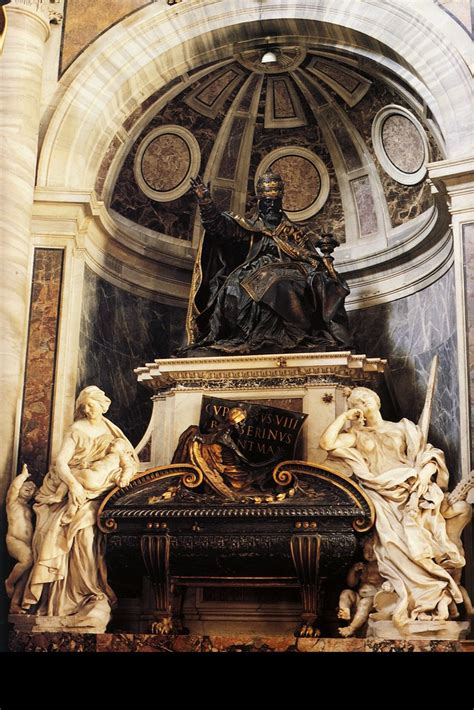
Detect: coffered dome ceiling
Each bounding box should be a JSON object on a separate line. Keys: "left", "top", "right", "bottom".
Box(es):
{"left": 101, "top": 46, "right": 447, "bottom": 306}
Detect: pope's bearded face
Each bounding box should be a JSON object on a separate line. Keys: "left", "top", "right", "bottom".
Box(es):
{"left": 258, "top": 198, "right": 283, "bottom": 227}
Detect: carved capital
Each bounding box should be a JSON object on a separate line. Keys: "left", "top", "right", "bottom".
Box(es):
{"left": 49, "top": 10, "right": 63, "bottom": 24}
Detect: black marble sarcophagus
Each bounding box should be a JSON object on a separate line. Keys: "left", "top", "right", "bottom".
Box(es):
{"left": 98, "top": 461, "right": 375, "bottom": 636}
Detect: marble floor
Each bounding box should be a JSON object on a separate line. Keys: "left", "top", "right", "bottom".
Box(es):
{"left": 8, "top": 631, "right": 474, "bottom": 653}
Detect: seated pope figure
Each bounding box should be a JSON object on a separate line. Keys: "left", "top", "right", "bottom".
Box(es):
{"left": 179, "top": 171, "right": 352, "bottom": 356}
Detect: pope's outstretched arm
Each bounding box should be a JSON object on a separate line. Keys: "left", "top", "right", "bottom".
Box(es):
{"left": 190, "top": 175, "right": 245, "bottom": 240}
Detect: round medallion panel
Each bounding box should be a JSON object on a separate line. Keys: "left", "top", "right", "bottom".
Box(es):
{"left": 372, "top": 105, "right": 429, "bottom": 185}
{"left": 134, "top": 125, "right": 201, "bottom": 202}
{"left": 255, "top": 147, "right": 329, "bottom": 221}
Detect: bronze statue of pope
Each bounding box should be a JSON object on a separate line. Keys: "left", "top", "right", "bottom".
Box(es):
{"left": 178, "top": 171, "right": 352, "bottom": 356}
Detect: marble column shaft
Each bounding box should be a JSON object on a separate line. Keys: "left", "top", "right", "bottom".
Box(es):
{"left": 0, "top": 4, "right": 50, "bottom": 500}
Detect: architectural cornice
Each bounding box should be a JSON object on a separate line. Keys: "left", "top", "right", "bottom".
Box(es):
{"left": 135, "top": 351, "right": 387, "bottom": 392}
{"left": 32, "top": 187, "right": 454, "bottom": 309}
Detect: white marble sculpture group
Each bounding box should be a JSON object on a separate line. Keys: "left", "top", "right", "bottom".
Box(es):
{"left": 5, "top": 378, "right": 473, "bottom": 638}
{"left": 320, "top": 385, "right": 473, "bottom": 637}
{"left": 5, "top": 386, "right": 139, "bottom": 633}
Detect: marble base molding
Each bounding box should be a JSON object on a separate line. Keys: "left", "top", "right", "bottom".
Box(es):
{"left": 367, "top": 620, "right": 471, "bottom": 641}
{"left": 8, "top": 599, "right": 112, "bottom": 634}
{"left": 8, "top": 631, "right": 471, "bottom": 653}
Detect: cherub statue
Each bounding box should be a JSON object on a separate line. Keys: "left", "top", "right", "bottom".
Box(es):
{"left": 337, "top": 535, "right": 385, "bottom": 637}
{"left": 5, "top": 464, "right": 37, "bottom": 613}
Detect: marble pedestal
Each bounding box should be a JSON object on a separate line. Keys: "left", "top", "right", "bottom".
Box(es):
{"left": 134, "top": 351, "right": 387, "bottom": 470}
{"left": 367, "top": 619, "right": 471, "bottom": 640}
{"left": 9, "top": 595, "right": 112, "bottom": 634}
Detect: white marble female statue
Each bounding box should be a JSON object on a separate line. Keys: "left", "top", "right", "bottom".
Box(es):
{"left": 19, "top": 386, "right": 139, "bottom": 632}
{"left": 319, "top": 386, "right": 468, "bottom": 630}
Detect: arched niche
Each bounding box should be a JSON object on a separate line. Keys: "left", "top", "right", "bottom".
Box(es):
{"left": 34, "top": 0, "right": 470, "bottom": 308}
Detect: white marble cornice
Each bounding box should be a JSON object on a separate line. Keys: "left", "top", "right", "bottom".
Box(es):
{"left": 135, "top": 351, "right": 387, "bottom": 392}
{"left": 427, "top": 157, "right": 474, "bottom": 191}
{"left": 32, "top": 188, "right": 191, "bottom": 305}
{"left": 427, "top": 157, "right": 474, "bottom": 215}
{"left": 32, "top": 186, "right": 454, "bottom": 309}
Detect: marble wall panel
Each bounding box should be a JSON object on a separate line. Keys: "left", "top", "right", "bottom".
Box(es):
{"left": 185, "top": 66, "right": 248, "bottom": 120}
{"left": 238, "top": 74, "right": 260, "bottom": 113}
{"left": 61, "top": 0, "right": 150, "bottom": 74}
{"left": 141, "top": 133, "right": 190, "bottom": 191}
{"left": 324, "top": 112, "right": 362, "bottom": 171}
{"left": 111, "top": 69, "right": 245, "bottom": 239}
{"left": 382, "top": 115, "right": 425, "bottom": 174}
{"left": 316, "top": 61, "right": 360, "bottom": 93}
{"left": 18, "top": 249, "right": 64, "bottom": 480}
{"left": 351, "top": 176, "right": 378, "bottom": 236}
{"left": 349, "top": 268, "right": 461, "bottom": 477}
{"left": 218, "top": 116, "right": 246, "bottom": 180}
{"left": 463, "top": 222, "right": 474, "bottom": 467}
{"left": 78, "top": 266, "right": 186, "bottom": 446}
{"left": 247, "top": 82, "right": 345, "bottom": 243}
{"left": 195, "top": 69, "right": 238, "bottom": 107}
{"left": 272, "top": 79, "right": 296, "bottom": 118}
{"left": 271, "top": 155, "right": 321, "bottom": 212}
{"left": 337, "top": 78, "right": 442, "bottom": 226}
{"left": 211, "top": 187, "right": 233, "bottom": 213}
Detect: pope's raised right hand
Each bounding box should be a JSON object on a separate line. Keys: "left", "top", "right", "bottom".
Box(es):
{"left": 190, "top": 175, "right": 211, "bottom": 201}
